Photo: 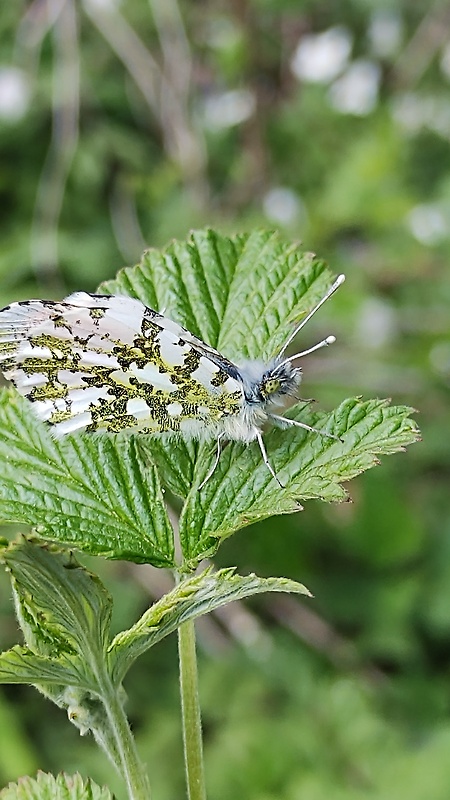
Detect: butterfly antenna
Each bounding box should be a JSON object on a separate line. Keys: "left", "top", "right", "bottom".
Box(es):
{"left": 278, "top": 274, "right": 345, "bottom": 359}
{"left": 276, "top": 335, "right": 336, "bottom": 370}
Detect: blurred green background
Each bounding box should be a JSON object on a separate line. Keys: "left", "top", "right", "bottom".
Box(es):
{"left": 0, "top": 1, "right": 449, "bottom": 798}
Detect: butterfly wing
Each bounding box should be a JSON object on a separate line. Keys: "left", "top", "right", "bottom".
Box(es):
{"left": 0, "top": 292, "right": 244, "bottom": 436}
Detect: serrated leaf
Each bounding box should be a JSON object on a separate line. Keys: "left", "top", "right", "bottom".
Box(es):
{"left": 100, "top": 228, "right": 335, "bottom": 499}
{"left": 0, "top": 229, "right": 420, "bottom": 569}
{"left": 0, "top": 651, "right": 126, "bottom": 767}
{"left": 178, "top": 398, "right": 421, "bottom": 565}
{"left": 0, "top": 391, "right": 174, "bottom": 565}
{"left": 0, "top": 646, "right": 88, "bottom": 690}
{"left": 0, "top": 649, "right": 108, "bottom": 740}
{"left": 0, "top": 540, "right": 132, "bottom": 762}
{"left": 108, "top": 567, "right": 310, "bottom": 684}
{"left": 1, "top": 538, "right": 112, "bottom": 660}
{"left": 0, "top": 539, "right": 115, "bottom": 699}
{"left": 101, "top": 229, "right": 330, "bottom": 361}
{"left": 0, "top": 772, "right": 113, "bottom": 800}
{"left": 134, "top": 437, "right": 198, "bottom": 500}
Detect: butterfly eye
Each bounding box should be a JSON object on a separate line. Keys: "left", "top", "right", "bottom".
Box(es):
{"left": 260, "top": 377, "right": 281, "bottom": 399}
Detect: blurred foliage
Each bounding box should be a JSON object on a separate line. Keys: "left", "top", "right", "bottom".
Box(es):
{"left": 0, "top": 0, "right": 449, "bottom": 798}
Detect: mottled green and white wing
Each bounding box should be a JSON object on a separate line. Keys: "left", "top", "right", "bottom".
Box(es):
{"left": 0, "top": 293, "right": 244, "bottom": 436}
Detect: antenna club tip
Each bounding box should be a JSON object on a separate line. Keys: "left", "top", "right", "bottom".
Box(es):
{"left": 335, "top": 274, "right": 346, "bottom": 286}
{"left": 325, "top": 335, "right": 336, "bottom": 344}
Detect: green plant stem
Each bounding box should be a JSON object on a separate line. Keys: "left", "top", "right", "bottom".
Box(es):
{"left": 101, "top": 676, "right": 151, "bottom": 800}
{"left": 178, "top": 620, "right": 207, "bottom": 800}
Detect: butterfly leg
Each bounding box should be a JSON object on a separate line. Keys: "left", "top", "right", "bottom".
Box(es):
{"left": 199, "top": 433, "right": 224, "bottom": 489}
{"left": 270, "top": 414, "right": 342, "bottom": 442}
{"left": 254, "top": 428, "right": 284, "bottom": 488}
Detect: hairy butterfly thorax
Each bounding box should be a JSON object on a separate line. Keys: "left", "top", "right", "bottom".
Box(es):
{"left": 0, "top": 274, "right": 345, "bottom": 487}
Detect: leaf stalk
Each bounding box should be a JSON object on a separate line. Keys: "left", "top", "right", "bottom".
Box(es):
{"left": 100, "top": 674, "right": 151, "bottom": 800}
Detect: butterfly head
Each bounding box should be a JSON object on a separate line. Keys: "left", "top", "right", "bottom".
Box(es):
{"left": 240, "top": 274, "right": 346, "bottom": 411}
{"left": 258, "top": 361, "right": 301, "bottom": 404}
{"left": 238, "top": 358, "right": 301, "bottom": 408}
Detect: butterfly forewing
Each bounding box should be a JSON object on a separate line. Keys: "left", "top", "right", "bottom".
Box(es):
{"left": 0, "top": 293, "right": 244, "bottom": 436}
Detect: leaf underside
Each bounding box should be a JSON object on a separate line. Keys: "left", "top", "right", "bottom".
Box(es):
{"left": 108, "top": 566, "right": 311, "bottom": 683}
{"left": 0, "top": 539, "right": 310, "bottom": 691}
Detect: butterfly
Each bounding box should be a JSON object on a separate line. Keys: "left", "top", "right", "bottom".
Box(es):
{"left": 0, "top": 274, "right": 345, "bottom": 487}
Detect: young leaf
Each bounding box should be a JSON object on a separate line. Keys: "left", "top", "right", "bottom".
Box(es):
{"left": 0, "top": 772, "right": 113, "bottom": 800}
{"left": 108, "top": 567, "right": 310, "bottom": 685}
{"left": 0, "top": 537, "right": 311, "bottom": 777}
{"left": 0, "top": 538, "right": 113, "bottom": 694}
{"left": 0, "top": 646, "right": 88, "bottom": 690}
{"left": 0, "top": 539, "right": 135, "bottom": 766}
{"left": 0, "top": 391, "right": 174, "bottom": 566}
{"left": 2, "top": 538, "right": 112, "bottom": 659}
{"left": 179, "top": 398, "right": 420, "bottom": 565}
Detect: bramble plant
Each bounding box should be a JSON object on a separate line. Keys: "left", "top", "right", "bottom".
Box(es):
{"left": 0, "top": 230, "right": 419, "bottom": 800}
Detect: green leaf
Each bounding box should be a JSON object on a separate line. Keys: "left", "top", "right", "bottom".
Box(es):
{"left": 108, "top": 567, "right": 310, "bottom": 685}
{"left": 101, "top": 229, "right": 330, "bottom": 361}
{"left": 0, "top": 539, "right": 113, "bottom": 695}
{"left": 178, "top": 398, "right": 421, "bottom": 565}
{"left": 0, "top": 772, "right": 113, "bottom": 800}
{"left": 0, "top": 646, "right": 87, "bottom": 689}
{"left": 100, "top": 228, "right": 334, "bottom": 499}
{"left": 0, "top": 539, "right": 130, "bottom": 760}
{"left": 0, "top": 229, "right": 420, "bottom": 568}
{"left": 0, "top": 391, "right": 174, "bottom": 566}
{"left": 1, "top": 538, "right": 112, "bottom": 660}
{"left": 0, "top": 648, "right": 109, "bottom": 740}
{"left": 0, "top": 539, "right": 311, "bottom": 769}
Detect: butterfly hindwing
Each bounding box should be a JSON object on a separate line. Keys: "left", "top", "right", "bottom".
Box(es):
{"left": 0, "top": 293, "right": 244, "bottom": 436}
